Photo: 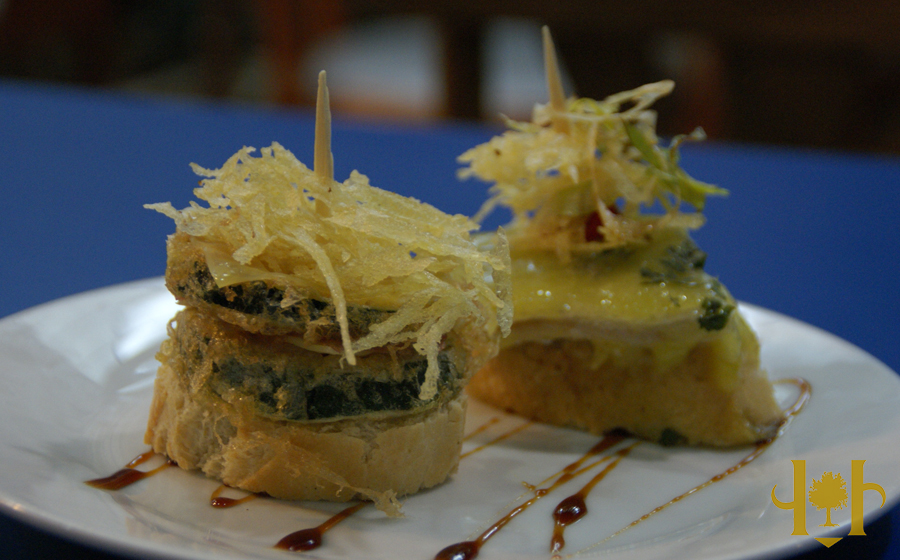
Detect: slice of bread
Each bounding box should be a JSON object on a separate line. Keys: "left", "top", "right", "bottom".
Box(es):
{"left": 145, "top": 312, "right": 467, "bottom": 516}
{"left": 468, "top": 312, "right": 783, "bottom": 447}
{"left": 466, "top": 226, "right": 784, "bottom": 447}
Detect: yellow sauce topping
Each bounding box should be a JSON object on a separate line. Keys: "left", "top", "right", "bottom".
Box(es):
{"left": 510, "top": 229, "right": 731, "bottom": 325}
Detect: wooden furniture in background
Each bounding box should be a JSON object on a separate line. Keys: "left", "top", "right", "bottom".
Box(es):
{"left": 256, "top": 0, "right": 900, "bottom": 150}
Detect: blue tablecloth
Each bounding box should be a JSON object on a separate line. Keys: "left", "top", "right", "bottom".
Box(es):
{"left": 1, "top": 79, "right": 898, "bottom": 560}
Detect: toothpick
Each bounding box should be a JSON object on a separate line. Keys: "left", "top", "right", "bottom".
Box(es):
{"left": 542, "top": 26, "right": 568, "bottom": 133}
{"left": 314, "top": 70, "right": 334, "bottom": 183}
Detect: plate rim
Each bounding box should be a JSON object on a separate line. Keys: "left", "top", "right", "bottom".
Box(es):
{"left": 1, "top": 278, "right": 899, "bottom": 560}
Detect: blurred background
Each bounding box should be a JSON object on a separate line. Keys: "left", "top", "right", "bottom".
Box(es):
{"left": 2, "top": 0, "right": 900, "bottom": 154}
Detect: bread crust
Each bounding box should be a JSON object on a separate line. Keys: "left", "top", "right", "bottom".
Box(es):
{"left": 145, "top": 331, "right": 467, "bottom": 516}
{"left": 468, "top": 327, "right": 783, "bottom": 447}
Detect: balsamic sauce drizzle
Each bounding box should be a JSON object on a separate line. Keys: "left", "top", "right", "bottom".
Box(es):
{"left": 778, "top": 378, "right": 812, "bottom": 419}
{"left": 461, "top": 416, "right": 500, "bottom": 441}
{"left": 85, "top": 451, "right": 175, "bottom": 491}
{"left": 560, "top": 377, "right": 812, "bottom": 559}
{"left": 209, "top": 485, "right": 262, "bottom": 509}
{"left": 269, "top": 416, "right": 531, "bottom": 553}
{"left": 84, "top": 416, "right": 533, "bottom": 554}
{"left": 85, "top": 379, "right": 810, "bottom": 558}
{"left": 434, "top": 434, "right": 629, "bottom": 560}
{"left": 274, "top": 502, "right": 368, "bottom": 552}
{"left": 460, "top": 420, "right": 533, "bottom": 459}
{"left": 550, "top": 442, "right": 638, "bottom": 555}
{"left": 273, "top": 416, "right": 532, "bottom": 552}
{"left": 567, "top": 440, "right": 773, "bottom": 558}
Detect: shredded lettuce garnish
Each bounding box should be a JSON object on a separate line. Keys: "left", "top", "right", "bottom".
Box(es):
{"left": 458, "top": 80, "right": 727, "bottom": 260}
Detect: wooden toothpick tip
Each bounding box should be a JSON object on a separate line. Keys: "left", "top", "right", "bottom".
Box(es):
{"left": 314, "top": 70, "right": 334, "bottom": 183}
{"left": 542, "top": 26, "right": 568, "bottom": 132}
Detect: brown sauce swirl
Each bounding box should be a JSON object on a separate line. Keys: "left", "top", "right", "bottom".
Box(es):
{"left": 278, "top": 416, "right": 535, "bottom": 552}
{"left": 778, "top": 377, "right": 812, "bottom": 419}
{"left": 567, "top": 377, "right": 812, "bottom": 557}
{"left": 209, "top": 485, "right": 262, "bottom": 508}
{"left": 274, "top": 502, "right": 367, "bottom": 552}
{"left": 550, "top": 442, "right": 638, "bottom": 555}
{"left": 435, "top": 433, "right": 628, "bottom": 560}
{"left": 462, "top": 416, "right": 501, "bottom": 441}
{"left": 85, "top": 451, "right": 175, "bottom": 491}
{"left": 460, "top": 420, "right": 533, "bottom": 459}
{"left": 85, "top": 380, "right": 810, "bottom": 558}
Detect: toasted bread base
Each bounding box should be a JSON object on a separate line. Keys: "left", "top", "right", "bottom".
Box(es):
{"left": 468, "top": 334, "right": 783, "bottom": 447}
{"left": 145, "top": 335, "right": 467, "bottom": 515}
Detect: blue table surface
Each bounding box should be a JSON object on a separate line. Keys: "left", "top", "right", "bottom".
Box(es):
{"left": 1, "top": 79, "right": 898, "bottom": 559}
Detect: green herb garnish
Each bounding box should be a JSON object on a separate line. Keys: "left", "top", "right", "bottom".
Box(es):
{"left": 698, "top": 297, "right": 734, "bottom": 331}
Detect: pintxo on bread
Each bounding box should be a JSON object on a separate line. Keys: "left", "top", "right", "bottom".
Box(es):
{"left": 460, "top": 28, "right": 783, "bottom": 447}
{"left": 144, "top": 72, "right": 511, "bottom": 515}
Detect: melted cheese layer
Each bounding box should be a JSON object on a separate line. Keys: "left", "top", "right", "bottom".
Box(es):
{"left": 510, "top": 228, "right": 730, "bottom": 326}
{"left": 504, "top": 228, "right": 748, "bottom": 390}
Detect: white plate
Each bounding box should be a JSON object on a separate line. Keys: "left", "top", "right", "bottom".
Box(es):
{"left": 1, "top": 278, "right": 898, "bottom": 560}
